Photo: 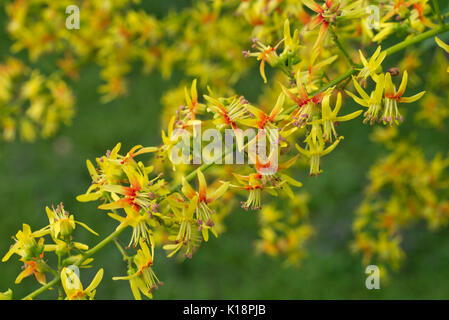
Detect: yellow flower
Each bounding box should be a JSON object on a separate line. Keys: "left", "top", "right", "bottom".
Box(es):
{"left": 203, "top": 93, "right": 249, "bottom": 150}
{"left": 295, "top": 119, "right": 344, "bottom": 176}
{"left": 182, "top": 170, "right": 229, "bottom": 241}
{"left": 281, "top": 19, "right": 301, "bottom": 59}
{"left": 44, "top": 238, "right": 89, "bottom": 257}
{"left": 2, "top": 224, "right": 54, "bottom": 285}
{"left": 76, "top": 143, "right": 124, "bottom": 202}
{"left": 321, "top": 92, "right": 363, "bottom": 142}
{"left": 358, "top": 46, "right": 386, "bottom": 80}
{"left": 383, "top": 71, "right": 425, "bottom": 125}
{"left": 2, "top": 224, "right": 47, "bottom": 262}
{"left": 113, "top": 239, "right": 162, "bottom": 300}
{"left": 107, "top": 207, "right": 153, "bottom": 249}
{"left": 346, "top": 74, "right": 385, "bottom": 124}
{"left": 163, "top": 195, "right": 201, "bottom": 258}
{"left": 246, "top": 39, "right": 282, "bottom": 83}
{"left": 43, "top": 203, "right": 98, "bottom": 239}
{"left": 20, "top": 71, "right": 44, "bottom": 99}
{"left": 98, "top": 163, "right": 165, "bottom": 247}
{"left": 15, "top": 259, "right": 47, "bottom": 285}
{"left": 282, "top": 70, "right": 328, "bottom": 127}
{"left": 184, "top": 79, "right": 199, "bottom": 121}
{"left": 61, "top": 268, "right": 104, "bottom": 300}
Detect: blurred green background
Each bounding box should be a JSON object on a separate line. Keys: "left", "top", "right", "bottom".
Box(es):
{"left": 1, "top": 1, "right": 449, "bottom": 299}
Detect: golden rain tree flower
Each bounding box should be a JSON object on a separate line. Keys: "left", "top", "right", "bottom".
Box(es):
{"left": 119, "top": 144, "right": 159, "bottom": 166}
{"left": 113, "top": 239, "right": 162, "bottom": 300}
{"left": 204, "top": 93, "right": 249, "bottom": 133}
{"left": 302, "top": 0, "right": 331, "bottom": 50}
{"left": 2, "top": 224, "right": 47, "bottom": 263}
{"left": 160, "top": 115, "right": 182, "bottom": 168}
{"left": 2, "top": 224, "right": 55, "bottom": 285}
{"left": 76, "top": 142, "right": 127, "bottom": 202}
{"left": 358, "top": 46, "right": 386, "bottom": 81}
{"left": 99, "top": 165, "right": 162, "bottom": 214}
{"left": 15, "top": 259, "right": 48, "bottom": 285}
{"left": 251, "top": 151, "right": 302, "bottom": 192}
{"left": 61, "top": 268, "right": 104, "bottom": 300}
{"left": 204, "top": 92, "right": 250, "bottom": 150}
{"left": 107, "top": 207, "right": 154, "bottom": 249}
{"left": 245, "top": 38, "right": 283, "bottom": 83}
{"left": 320, "top": 91, "right": 363, "bottom": 142}
{"left": 295, "top": 118, "right": 344, "bottom": 176}
{"left": 182, "top": 169, "right": 229, "bottom": 241}
{"left": 230, "top": 154, "right": 302, "bottom": 211}
{"left": 163, "top": 195, "right": 202, "bottom": 259}
{"left": 77, "top": 143, "right": 165, "bottom": 248}
{"left": 99, "top": 165, "right": 165, "bottom": 248}
{"left": 346, "top": 74, "right": 385, "bottom": 125}
{"left": 280, "top": 19, "right": 301, "bottom": 61}
{"left": 42, "top": 203, "right": 98, "bottom": 240}
{"left": 231, "top": 172, "right": 264, "bottom": 210}
{"left": 183, "top": 79, "right": 200, "bottom": 121}
{"left": 303, "top": 0, "right": 365, "bottom": 49}
{"left": 282, "top": 70, "right": 328, "bottom": 127}
{"left": 240, "top": 93, "right": 287, "bottom": 147}
{"left": 383, "top": 71, "right": 425, "bottom": 125}
{"left": 44, "top": 238, "right": 89, "bottom": 258}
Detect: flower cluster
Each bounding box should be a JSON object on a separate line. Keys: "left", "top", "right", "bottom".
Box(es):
{"left": 2, "top": 203, "right": 101, "bottom": 299}
{"left": 0, "top": 58, "right": 74, "bottom": 141}
{"left": 2, "top": 0, "right": 449, "bottom": 300}
{"left": 256, "top": 193, "right": 314, "bottom": 267}
{"left": 352, "top": 142, "right": 449, "bottom": 272}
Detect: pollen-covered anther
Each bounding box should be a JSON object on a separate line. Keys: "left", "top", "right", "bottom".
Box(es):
{"left": 387, "top": 67, "right": 400, "bottom": 76}
{"left": 205, "top": 219, "right": 214, "bottom": 227}
{"left": 242, "top": 50, "right": 251, "bottom": 58}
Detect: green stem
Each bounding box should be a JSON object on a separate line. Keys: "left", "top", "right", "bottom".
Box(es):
{"left": 114, "top": 239, "right": 132, "bottom": 261}
{"left": 385, "top": 24, "right": 449, "bottom": 56}
{"left": 432, "top": 0, "right": 445, "bottom": 25}
{"left": 21, "top": 226, "right": 127, "bottom": 300}
{"left": 328, "top": 26, "right": 358, "bottom": 68}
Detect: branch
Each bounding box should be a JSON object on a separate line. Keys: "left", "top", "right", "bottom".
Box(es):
{"left": 328, "top": 26, "right": 358, "bottom": 68}
{"left": 21, "top": 226, "right": 127, "bottom": 300}
{"left": 432, "top": 0, "right": 445, "bottom": 26}
{"left": 170, "top": 24, "right": 449, "bottom": 188}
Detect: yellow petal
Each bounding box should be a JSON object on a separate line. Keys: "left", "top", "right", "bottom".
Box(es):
{"left": 76, "top": 192, "right": 102, "bottom": 202}
{"left": 396, "top": 71, "right": 408, "bottom": 97}
{"left": 75, "top": 221, "right": 99, "bottom": 236}
{"left": 436, "top": 37, "right": 449, "bottom": 53}
{"left": 181, "top": 177, "right": 197, "bottom": 199}
{"left": 336, "top": 110, "right": 363, "bottom": 122}
{"left": 384, "top": 72, "right": 395, "bottom": 97}
{"left": 85, "top": 269, "right": 104, "bottom": 294}
{"left": 207, "top": 182, "right": 229, "bottom": 203}
{"left": 399, "top": 91, "right": 426, "bottom": 103}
